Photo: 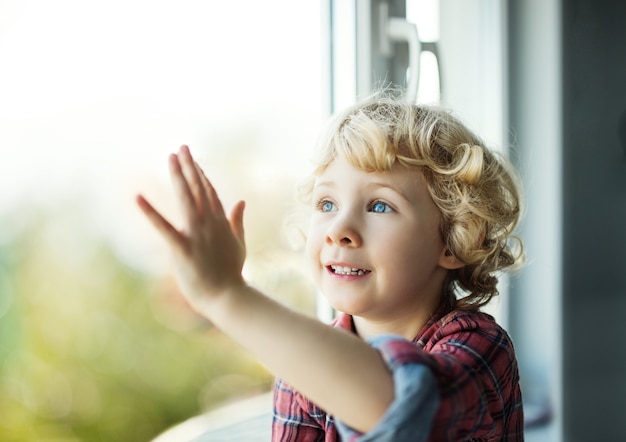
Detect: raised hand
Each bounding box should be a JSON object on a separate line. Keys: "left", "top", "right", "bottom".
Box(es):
{"left": 136, "top": 145, "right": 247, "bottom": 315}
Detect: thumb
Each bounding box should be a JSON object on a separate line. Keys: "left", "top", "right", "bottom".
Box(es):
{"left": 229, "top": 200, "right": 246, "bottom": 243}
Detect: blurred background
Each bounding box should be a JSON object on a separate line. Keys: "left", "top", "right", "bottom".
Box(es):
{"left": 1, "top": 1, "right": 625, "bottom": 441}
{"left": 0, "top": 1, "right": 322, "bottom": 440}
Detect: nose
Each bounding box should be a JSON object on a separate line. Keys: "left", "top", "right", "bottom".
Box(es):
{"left": 325, "top": 212, "right": 362, "bottom": 247}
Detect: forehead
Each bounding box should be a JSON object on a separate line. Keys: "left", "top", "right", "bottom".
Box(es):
{"left": 313, "top": 155, "right": 429, "bottom": 200}
{"left": 317, "top": 153, "right": 420, "bottom": 179}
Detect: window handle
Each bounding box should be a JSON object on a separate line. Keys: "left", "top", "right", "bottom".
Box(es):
{"left": 380, "top": 3, "right": 421, "bottom": 103}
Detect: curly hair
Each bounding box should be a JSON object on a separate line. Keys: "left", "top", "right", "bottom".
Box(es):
{"left": 302, "top": 94, "right": 524, "bottom": 311}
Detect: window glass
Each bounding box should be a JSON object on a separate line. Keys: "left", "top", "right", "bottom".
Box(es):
{"left": 0, "top": 1, "right": 321, "bottom": 440}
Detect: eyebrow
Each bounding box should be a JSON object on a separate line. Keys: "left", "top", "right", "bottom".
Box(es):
{"left": 314, "top": 179, "right": 413, "bottom": 203}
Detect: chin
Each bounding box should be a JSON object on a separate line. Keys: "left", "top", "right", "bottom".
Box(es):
{"left": 325, "top": 297, "right": 370, "bottom": 318}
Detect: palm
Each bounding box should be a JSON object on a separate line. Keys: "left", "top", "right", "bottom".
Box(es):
{"left": 137, "top": 145, "right": 247, "bottom": 312}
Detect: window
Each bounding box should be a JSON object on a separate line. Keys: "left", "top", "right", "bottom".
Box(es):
{"left": 0, "top": 1, "right": 322, "bottom": 440}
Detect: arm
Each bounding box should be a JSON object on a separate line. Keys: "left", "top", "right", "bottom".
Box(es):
{"left": 335, "top": 335, "right": 440, "bottom": 442}
{"left": 136, "top": 145, "right": 394, "bottom": 433}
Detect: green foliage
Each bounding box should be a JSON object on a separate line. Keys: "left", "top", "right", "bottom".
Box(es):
{"left": 0, "top": 206, "right": 279, "bottom": 441}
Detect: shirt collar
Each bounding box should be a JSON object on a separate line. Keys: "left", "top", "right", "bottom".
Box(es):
{"left": 332, "top": 302, "right": 451, "bottom": 343}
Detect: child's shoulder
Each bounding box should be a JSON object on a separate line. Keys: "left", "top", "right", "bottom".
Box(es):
{"left": 438, "top": 308, "right": 499, "bottom": 330}
{"left": 422, "top": 308, "right": 514, "bottom": 351}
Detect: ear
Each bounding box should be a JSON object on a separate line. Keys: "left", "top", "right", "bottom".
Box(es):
{"left": 438, "top": 248, "right": 465, "bottom": 270}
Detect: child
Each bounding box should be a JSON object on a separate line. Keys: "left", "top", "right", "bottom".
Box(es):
{"left": 136, "top": 94, "right": 525, "bottom": 441}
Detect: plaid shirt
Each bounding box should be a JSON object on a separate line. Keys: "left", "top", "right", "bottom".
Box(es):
{"left": 272, "top": 305, "right": 524, "bottom": 441}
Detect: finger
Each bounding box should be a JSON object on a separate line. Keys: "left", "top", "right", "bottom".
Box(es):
{"left": 197, "top": 165, "right": 227, "bottom": 218}
{"left": 178, "top": 145, "right": 209, "bottom": 217}
{"left": 169, "top": 153, "right": 199, "bottom": 226}
{"left": 136, "top": 195, "right": 184, "bottom": 249}
{"left": 229, "top": 200, "right": 246, "bottom": 243}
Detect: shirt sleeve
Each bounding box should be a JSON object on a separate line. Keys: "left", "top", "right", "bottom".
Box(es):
{"left": 334, "top": 335, "right": 440, "bottom": 442}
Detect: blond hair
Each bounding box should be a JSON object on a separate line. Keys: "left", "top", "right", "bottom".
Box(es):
{"left": 303, "top": 95, "right": 524, "bottom": 311}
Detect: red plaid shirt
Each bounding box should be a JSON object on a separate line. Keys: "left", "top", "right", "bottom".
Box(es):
{"left": 272, "top": 305, "right": 524, "bottom": 441}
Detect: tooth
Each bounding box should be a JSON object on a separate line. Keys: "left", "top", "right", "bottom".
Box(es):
{"left": 330, "top": 265, "right": 368, "bottom": 275}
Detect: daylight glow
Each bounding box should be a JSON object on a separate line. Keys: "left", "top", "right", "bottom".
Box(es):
{"left": 0, "top": 0, "right": 322, "bottom": 271}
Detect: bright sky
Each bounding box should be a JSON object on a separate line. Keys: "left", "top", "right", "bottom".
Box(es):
{"left": 0, "top": 0, "right": 323, "bottom": 270}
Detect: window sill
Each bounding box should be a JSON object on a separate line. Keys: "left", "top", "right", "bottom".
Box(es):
{"left": 152, "top": 392, "right": 273, "bottom": 442}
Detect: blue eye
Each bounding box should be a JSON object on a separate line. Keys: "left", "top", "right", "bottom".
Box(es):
{"left": 370, "top": 201, "right": 392, "bottom": 213}
{"left": 317, "top": 200, "right": 337, "bottom": 212}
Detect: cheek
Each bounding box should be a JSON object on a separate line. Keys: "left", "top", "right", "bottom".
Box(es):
{"left": 304, "top": 235, "right": 325, "bottom": 287}
{"left": 384, "top": 224, "right": 445, "bottom": 265}
{"left": 305, "top": 223, "right": 323, "bottom": 264}
{"left": 304, "top": 238, "right": 315, "bottom": 266}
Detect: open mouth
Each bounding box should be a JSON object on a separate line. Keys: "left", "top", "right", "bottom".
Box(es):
{"left": 328, "top": 265, "right": 371, "bottom": 276}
